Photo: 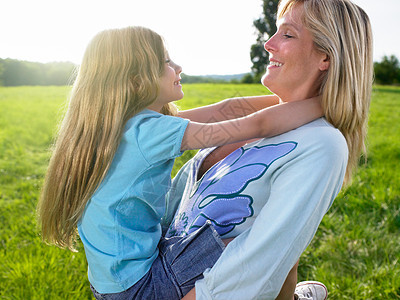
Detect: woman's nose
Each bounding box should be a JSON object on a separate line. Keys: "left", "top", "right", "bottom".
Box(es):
{"left": 264, "top": 36, "right": 275, "bottom": 53}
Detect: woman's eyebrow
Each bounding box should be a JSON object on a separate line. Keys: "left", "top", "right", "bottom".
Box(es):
{"left": 278, "top": 22, "right": 301, "bottom": 33}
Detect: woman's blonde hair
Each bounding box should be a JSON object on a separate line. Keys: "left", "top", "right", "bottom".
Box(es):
{"left": 37, "top": 26, "right": 177, "bottom": 250}
{"left": 278, "top": 0, "right": 373, "bottom": 184}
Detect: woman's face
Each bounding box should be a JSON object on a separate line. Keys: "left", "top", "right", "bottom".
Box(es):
{"left": 149, "top": 56, "right": 183, "bottom": 112}
{"left": 262, "top": 4, "right": 329, "bottom": 102}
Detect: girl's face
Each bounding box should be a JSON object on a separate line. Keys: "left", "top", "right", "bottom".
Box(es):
{"left": 149, "top": 57, "right": 183, "bottom": 112}
{"left": 261, "top": 4, "right": 329, "bottom": 102}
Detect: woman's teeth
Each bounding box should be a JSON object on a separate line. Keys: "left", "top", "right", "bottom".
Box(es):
{"left": 270, "top": 61, "right": 283, "bottom": 67}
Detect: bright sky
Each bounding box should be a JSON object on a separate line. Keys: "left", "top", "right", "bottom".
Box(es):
{"left": 1, "top": 0, "right": 399, "bottom": 75}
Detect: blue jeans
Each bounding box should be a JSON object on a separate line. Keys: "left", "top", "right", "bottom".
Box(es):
{"left": 91, "top": 221, "right": 224, "bottom": 300}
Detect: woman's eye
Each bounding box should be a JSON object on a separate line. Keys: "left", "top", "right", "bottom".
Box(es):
{"left": 283, "top": 34, "right": 293, "bottom": 38}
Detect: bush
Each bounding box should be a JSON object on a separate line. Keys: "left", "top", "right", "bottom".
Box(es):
{"left": 374, "top": 55, "right": 400, "bottom": 85}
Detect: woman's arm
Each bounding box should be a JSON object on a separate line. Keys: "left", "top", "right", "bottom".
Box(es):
{"left": 178, "top": 95, "right": 280, "bottom": 123}
{"left": 181, "top": 97, "right": 322, "bottom": 151}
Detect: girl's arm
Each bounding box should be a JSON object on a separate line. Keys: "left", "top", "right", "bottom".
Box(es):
{"left": 178, "top": 95, "right": 280, "bottom": 123}
{"left": 181, "top": 97, "right": 322, "bottom": 151}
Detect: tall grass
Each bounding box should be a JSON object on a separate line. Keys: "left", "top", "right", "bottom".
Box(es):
{"left": 299, "top": 86, "right": 400, "bottom": 299}
{"left": 0, "top": 84, "right": 398, "bottom": 299}
{"left": 0, "top": 86, "right": 90, "bottom": 299}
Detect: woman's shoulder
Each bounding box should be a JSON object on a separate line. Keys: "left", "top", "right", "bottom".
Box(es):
{"left": 251, "top": 118, "right": 348, "bottom": 160}
{"left": 293, "top": 118, "right": 348, "bottom": 160}
{"left": 301, "top": 118, "right": 346, "bottom": 145}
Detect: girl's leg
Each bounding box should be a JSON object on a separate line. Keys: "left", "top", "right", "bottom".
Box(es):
{"left": 275, "top": 260, "right": 299, "bottom": 300}
{"left": 160, "top": 222, "right": 225, "bottom": 298}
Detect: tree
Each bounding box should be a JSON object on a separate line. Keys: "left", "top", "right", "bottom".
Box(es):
{"left": 250, "top": 0, "right": 279, "bottom": 78}
{"left": 241, "top": 73, "right": 255, "bottom": 84}
{"left": 0, "top": 59, "right": 3, "bottom": 85}
{"left": 374, "top": 55, "right": 400, "bottom": 85}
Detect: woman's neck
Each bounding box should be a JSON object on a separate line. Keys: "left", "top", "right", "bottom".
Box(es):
{"left": 277, "top": 89, "right": 319, "bottom": 103}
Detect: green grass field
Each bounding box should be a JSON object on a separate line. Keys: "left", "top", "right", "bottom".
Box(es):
{"left": 0, "top": 84, "right": 399, "bottom": 299}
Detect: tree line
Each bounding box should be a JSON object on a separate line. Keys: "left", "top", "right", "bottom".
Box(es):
{"left": 0, "top": 58, "right": 76, "bottom": 86}
{"left": 2, "top": 54, "right": 398, "bottom": 86}
{"left": 0, "top": 59, "right": 244, "bottom": 86}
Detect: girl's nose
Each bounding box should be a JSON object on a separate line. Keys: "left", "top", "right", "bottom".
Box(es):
{"left": 175, "top": 63, "right": 182, "bottom": 74}
{"left": 170, "top": 61, "right": 182, "bottom": 74}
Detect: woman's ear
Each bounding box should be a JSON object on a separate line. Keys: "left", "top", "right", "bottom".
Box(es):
{"left": 319, "top": 55, "right": 330, "bottom": 71}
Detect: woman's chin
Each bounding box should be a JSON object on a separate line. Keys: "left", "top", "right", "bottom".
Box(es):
{"left": 261, "top": 75, "right": 267, "bottom": 87}
{"left": 261, "top": 73, "right": 273, "bottom": 88}
{"left": 261, "top": 75, "right": 276, "bottom": 93}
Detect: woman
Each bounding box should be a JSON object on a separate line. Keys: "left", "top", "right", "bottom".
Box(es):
{"left": 165, "top": 0, "right": 373, "bottom": 299}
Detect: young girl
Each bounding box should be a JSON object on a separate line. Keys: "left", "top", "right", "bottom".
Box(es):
{"left": 37, "top": 26, "right": 322, "bottom": 299}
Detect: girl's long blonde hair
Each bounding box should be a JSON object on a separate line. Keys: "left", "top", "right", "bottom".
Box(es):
{"left": 37, "top": 26, "right": 177, "bottom": 251}
{"left": 278, "top": 0, "right": 373, "bottom": 184}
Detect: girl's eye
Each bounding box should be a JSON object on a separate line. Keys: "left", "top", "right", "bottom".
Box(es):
{"left": 165, "top": 59, "right": 171, "bottom": 64}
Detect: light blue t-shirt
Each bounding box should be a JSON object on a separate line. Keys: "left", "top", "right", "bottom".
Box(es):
{"left": 163, "top": 118, "right": 348, "bottom": 299}
{"left": 77, "top": 109, "right": 189, "bottom": 293}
